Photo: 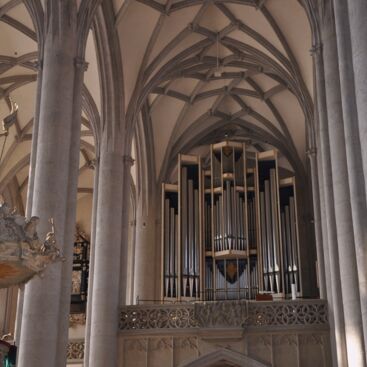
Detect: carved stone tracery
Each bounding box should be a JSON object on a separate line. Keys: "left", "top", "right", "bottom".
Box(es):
{"left": 119, "top": 300, "right": 328, "bottom": 331}
{"left": 67, "top": 341, "right": 85, "bottom": 361}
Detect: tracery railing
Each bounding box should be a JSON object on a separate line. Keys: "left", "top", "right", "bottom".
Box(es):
{"left": 119, "top": 299, "right": 328, "bottom": 331}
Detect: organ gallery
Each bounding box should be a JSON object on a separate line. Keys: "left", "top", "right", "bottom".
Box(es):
{"left": 162, "top": 141, "right": 301, "bottom": 301}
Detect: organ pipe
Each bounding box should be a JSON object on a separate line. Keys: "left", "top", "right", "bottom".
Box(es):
{"left": 162, "top": 143, "right": 302, "bottom": 301}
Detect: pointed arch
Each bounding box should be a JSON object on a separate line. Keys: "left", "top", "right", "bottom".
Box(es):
{"left": 180, "top": 349, "right": 270, "bottom": 367}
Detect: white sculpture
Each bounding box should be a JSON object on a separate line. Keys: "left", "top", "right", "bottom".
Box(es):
{"left": 0, "top": 203, "right": 64, "bottom": 288}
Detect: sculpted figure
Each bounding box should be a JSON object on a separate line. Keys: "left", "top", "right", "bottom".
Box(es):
{"left": 0, "top": 203, "right": 11, "bottom": 218}
{"left": 40, "top": 219, "right": 62, "bottom": 261}
{"left": 24, "top": 216, "right": 40, "bottom": 240}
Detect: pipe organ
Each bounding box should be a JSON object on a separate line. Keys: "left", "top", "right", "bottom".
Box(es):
{"left": 162, "top": 141, "right": 302, "bottom": 301}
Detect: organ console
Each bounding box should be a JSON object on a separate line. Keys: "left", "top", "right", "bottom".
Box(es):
{"left": 161, "top": 141, "right": 301, "bottom": 301}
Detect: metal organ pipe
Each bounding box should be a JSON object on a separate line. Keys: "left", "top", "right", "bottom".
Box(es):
{"left": 260, "top": 192, "right": 268, "bottom": 290}
{"left": 162, "top": 146, "right": 301, "bottom": 302}
{"left": 270, "top": 169, "right": 280, "bottom": 293}
{"left": 194, "top": 189, "right": 199, "bottom": 296}
{"left": 164, "top": 199, "right": 170, "bottom": 296}
{"left": 188, "top": 179, "right": 194, "bottom": 297}
{"left": 290, "top": 197, "right": 299, "bottom": 290}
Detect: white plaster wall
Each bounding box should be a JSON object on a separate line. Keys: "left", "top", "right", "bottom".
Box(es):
{"left": 76, "top": 194, "right": 93, "bottom": 234}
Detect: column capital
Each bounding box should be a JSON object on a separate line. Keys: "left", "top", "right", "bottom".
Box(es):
{"left": 34, "top": 59, "right": 43, "bottom": 71}
{"left": 75, "top": 57, "right": 89, "bottom": 71}
{"left": 123, "top": 155, "right": 135, "bottom": 166}
{"left": 306, "top": 147, "right": 317, "bottom": 158}
{"left": 309, "top": 43, "right": 323, "bottom": 56}
{"left": 87, "top": 159, "right": 97, "bottom": 170}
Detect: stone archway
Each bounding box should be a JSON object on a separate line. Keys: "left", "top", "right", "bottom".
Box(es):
{"left": 180, "top": 349, "right": 271, "bottom": 367}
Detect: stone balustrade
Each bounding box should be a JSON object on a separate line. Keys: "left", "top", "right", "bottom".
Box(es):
{"left": 119, "top": 299, "right": 328, "bottom": 331}
{"left": 68, "top": 300, "right": 331, "bottom": 366}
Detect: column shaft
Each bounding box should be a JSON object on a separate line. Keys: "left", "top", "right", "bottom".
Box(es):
{"left": 133, "top": 202, "right": 157, "bottom": 303}
{"left": 88, "top": 151, "right": 131, "bottom": 367}
{"left": 333, "top": 0, "right": 367, "bottom": 353}
{"left": 322, "top": 23, "right": 366, "bottom": 367}
{"left": 55, "top": 59, "right": 86, "bottom": 367}
{"left": 314, "top": 41, "right": 348, "bottom": 367}
{"left": 17, "top": 3, "right": 81, "bottom": 367}
{"left": 84, "top": 163, "right": 99, "bottom": 367}
{"left": 308, "top": 152, "right": 326, "bottom": 298}
{"left": 119, "top": 165, "right": 133, "bottom": 306}
{"left": 346, "top": 0, "right": 367, "bottom": 193}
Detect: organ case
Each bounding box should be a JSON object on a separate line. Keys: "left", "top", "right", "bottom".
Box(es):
{"left": 161, "top": 142, "right": 302, "bottom": 301}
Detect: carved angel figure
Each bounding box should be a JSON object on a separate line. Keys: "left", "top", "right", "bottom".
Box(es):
{"left": 0, "top": 203, "right": 11, "bottom": 218}
{"left": 24, "top": 216, "right": 40, "bottom": 240}
{"left": 40, "top": 219, "right": 63, "bottom": 261}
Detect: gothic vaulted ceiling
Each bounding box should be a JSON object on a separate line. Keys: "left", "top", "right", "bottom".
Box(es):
{"left": 0, "top": 0, "right": 314, "bottom": 212}
{"left": 115, "top": 0, "right": 314, "bottom": 182}
{"left": 0, "top": 0, "right": 98, "bottom": 214}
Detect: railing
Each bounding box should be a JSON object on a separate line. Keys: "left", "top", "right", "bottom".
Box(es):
{"left": 120, "top": 299, "right": 328, "bottom": 331}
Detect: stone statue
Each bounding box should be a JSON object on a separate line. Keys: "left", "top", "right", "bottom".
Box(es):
{"left": 0, "top": 205, "right": 64, "bottom": 288}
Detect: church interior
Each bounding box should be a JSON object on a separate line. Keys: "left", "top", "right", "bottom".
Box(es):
{"left": 0, "top": 0, "right": 366, "bottom": 366}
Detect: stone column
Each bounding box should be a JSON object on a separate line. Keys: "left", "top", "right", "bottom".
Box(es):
{"left": 344, "top": 0, "right": 367, "bottom": 193}
{"left": 15, "top": 59, "right": 44, "bottom": 348}
{"left": 321, "top": 19, "right": 366, "bottom": 367}
{"left": 333, "top": 0, "right": 367, "bottom": 353}
{"left": 83, "top": 162, "right": 99, "bottom": 367}
{"left": 133, "top": 200, "right": 157, "bottom": 303}
{"left": 17, "top": 3, "right": 83, "bottom": 367}
{"left": 307, "top": 149, "right": 326, "bottom": 298}
{"left": 119, "top": 159, "right": 134, "bottom": 306}
{"left": 88, "top": 150, "right": 132, "bottom": 367}
{"left": 312, "top": 39, "right": 348, "bottom": 367}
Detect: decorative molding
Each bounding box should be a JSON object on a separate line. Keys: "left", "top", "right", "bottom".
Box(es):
{"left": 119, "top": 300, "right": 328, "bottom": 331}
{"left": 149, "top": 337, "right": 172, "bottom": 351}
{"left": 174, "top": 337, "right": 198, "bottom": 350}
{"left": 306, "top": 147, "right": 317, "bottom": 158}
{"left": 123, "top": 155, "right": 135, "bottom": 166}
{"left": 299, "top": 334, "right": 324, "bottom": 346}
{"left": 67, "top": 340, "right": 84, "bottom": 361}
{"left": 272, "top": 334, "right": 298, "bottom": 347}
{"left": 0, "top": 205, "right": 64, "bottom": 287}
{"left": 194, "top": 301, "right": 247, "bottom": 328}
{"left": 125, "top": 339, "right": 148, "bottom": 352}
{"left": 69, "top": 313, "right": 86, "bottom": 327}
{"left": 75, "top": 57, "right": 89, "bottom": 71}
{"left": 120, "top": 305, "right": 198, "bottom": 330}
{"left": 248, "top": 335, "right": 271, "bottom": 348}
{"left": 309, "top": 44, "right": 322, "bottom": 56}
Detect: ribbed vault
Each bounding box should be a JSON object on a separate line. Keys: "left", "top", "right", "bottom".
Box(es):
{"left": 115, "top": 0, "right": 314, "bottom": 184}
{"left": 0, "top": 0, "right": 316, "bottom": 215}
{"left": 0, "top": 0, "right": 99, "bottom": 212}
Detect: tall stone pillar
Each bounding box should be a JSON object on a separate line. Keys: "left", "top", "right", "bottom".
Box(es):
{"left": 320, "top": 16, "right": 366, "bottom": 367}
{"left": 307, "top": 149, "right": 326, "bottom": 298}
{"left": 133, "top": 199, "right": 158, "bottom": 303}
{"left": 313, "top": 39, "right": 348, "bottom": 367}
{"left": 344, "top": 0, "right": 367, "bottom": 193}
{"left": 17, "top": 2, "right": 86, "bottom": 367}
{"left": 83, "top": 163, "right": 99, "bottom": 367}
{"left": 88, "top": 150, "right": 132, "bottom": 367}
{"left": 119, "top": 160, "right": 134, "bottom": 306}
{"left": 333, "top": 0, "right": 367, "bottom": 354}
